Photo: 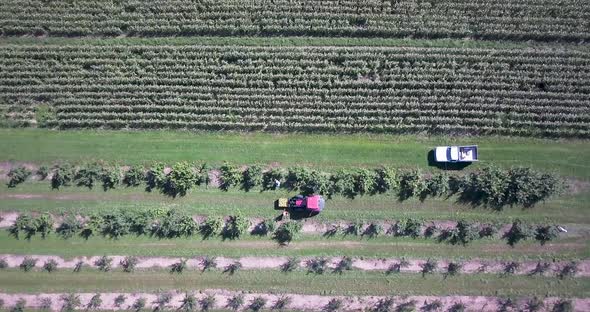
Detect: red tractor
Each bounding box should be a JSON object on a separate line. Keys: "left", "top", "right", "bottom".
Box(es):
{"left": 275, "top": 194, "right": 325, "bottom": 216}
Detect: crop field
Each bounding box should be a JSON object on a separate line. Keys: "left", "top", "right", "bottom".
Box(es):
{"left": 0, "top": 0, "right": 589, "bottom": 311}
{"left": 1, "top": 44, "right": 590, "bottom": 137}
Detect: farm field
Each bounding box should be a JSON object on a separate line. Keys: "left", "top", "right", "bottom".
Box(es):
{"left": 1, "top": 0, "right": 589, "bottom": 311}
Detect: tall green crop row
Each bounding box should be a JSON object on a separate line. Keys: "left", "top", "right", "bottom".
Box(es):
{"left": 0, "top": 0, "right": 588, "bottom": 42}
{"left": 0, "top": 45, "right": 589, "bottom": 137}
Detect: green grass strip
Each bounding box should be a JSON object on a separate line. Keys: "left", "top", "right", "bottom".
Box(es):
{"left": 2, "top": 36, "right": 589, "bottom": 51}
{"left": 1, "top": 269, "right": 588, "bottom": 297}
{"left": 2, "top": 182, "right": 589, "bottom": 224}
{"left": 0, "top": 233, "right": 587, "bottom": 260}
{"left": 2, "top": 129, "right": 589, "bottom": 179}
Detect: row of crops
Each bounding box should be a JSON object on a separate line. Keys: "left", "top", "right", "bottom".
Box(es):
{"left": 1, "top": 45, "right": 589, "bottom": 137}
{"left": 0, "top": 0, "right": 588, "bottom": 42}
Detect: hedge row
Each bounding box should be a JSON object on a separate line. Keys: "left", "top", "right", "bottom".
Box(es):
{"left": 6, "top": 162, "right": 563, "bottom": 209}
{"left": 7, "top": 210, "right": 559, "bottom": 246}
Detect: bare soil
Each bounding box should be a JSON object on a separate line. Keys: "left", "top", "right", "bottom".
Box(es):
{"left": 0, "top": 254, "right": 588, "bottom": 277}
{"left": 0, "top": 291, "right": 587, "bottom": 311}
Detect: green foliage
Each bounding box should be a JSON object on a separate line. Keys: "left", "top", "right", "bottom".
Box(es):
{"left": 353, "top": 168, "right": 376, "bottom": 195}
{"left": 200, "top": 217, "right": 223, "bottom": 239}
{"left": 529, "top": 261, "right": 551, "bottom": 276}
{"left": 286, "top": 166, "right": 311, "bottom": 191}
{"left": 396, "top": 300, "right": 416, "bottom": 312}
{"left": 399, "top": 169, "right": 426, "bottom": 200}
{"left": 151, "top": 209, "right": 198, "bottom": 238}
{"left": 87, "top": 294, "right": 102, "bottom": 310}
{"left": 372, "top": 297, "right": 395, "bottom": 312}
{"left": 73, "top": 261, "right": 84, "bottom": 273}
{"left": 272, "top": 296, "right": 291, "bottom": 311}
{"left": 425, "top": 172, "right": 450, "bottom": 198}
{"left": 242, "top": 164, "right": 263, "bottom": 191}
{"left": 0, "top": 258, "right": 7, "bottom": 269}
{"left": 51, "top": 163, "right": 75, "bottom": 189}
{"left": 179, "top": 293, "right": 197, "bottom": 312}
{"left": 36, "top": 165, "right": 50, "bottom": 180}
{"left": 552, "top": 300, "right": 573, "bottom": 312}
{"left": 7, "top": 166, "right": 31, "bottom": 187}
{"left": 34, "top": 104, "right": 55, "bottom": 127}
{"left": 154, "top": 293, "right": 173, "bottom": 311}
{"left": 445, "top": 262, "right": 462, "bottom": 277}
{"left": 19, "top": 257, "right": 37, "bottom": 272}
{"left": 324, "top": 298, "right": 342, "bottom": 312}
{"left": 558, "top": 261, "right": 578, "bottom": 279}
{"left": 535, "top": 225, "right": 559, "bottom": 245}
{"left": 145, "top": 162, "right": 167, "bottom": 192}
{"left": 162, "top": 161, "right": 198, "bottom": 197}
{"left": 272, "top": 221, "right": 302, "bottom": 245}
{"left": 306, "top": 257, "right": 328, "bottom": 274}
{"left": 504, "top": 219, "right": 534, "bottom": 246}
{"left": 420, "top": 259, "right": 438, "bottom": 277}
{"left": 61, "top": 294, "right": 81, "bottom": 312}
{"left": 10, "top": 298, "right": 26, "bottom": 312}
{"left": 132, "top": 298, "right": 146, "bottom": 312}
{"left": 343, "top": 221, "right": 362, "bottom": 236}
{"left": 120, "top": 256, "right": 139, "bottom": 273}
{"left": 198, "top": 294, "right": 216, "bottom": 312}
{"left": 374, "top": 167, "right": 399, "bottom": 194}
{"left": 502, "top": 261, "right": 520, "bottom": 275}
{"left": 74, "top": 163, "right": 102, "bottom": 189}
{"left": 223, "top": 261, "right": 242, "bottom": 275}
{"left": 222, "top": 214, "right": 250, "bottom": 240}
{"left": 9, "top": 214, "right": 35, "bottom": 240}
{"left": 262, "top": 167, "right": 285, "bottom": 190}
{"left": 248, "top": 297, "right": 267, "bottom": 312}
{"left": 507, "top": 167, "right": 564, "bottom": 207}
{"left": 94, "top": 256, "right": 112, "bottom": 272}
{"left": 332, "top": 256, "right": 353, "bottom": 274}
{"left": 280, "top": 257, "right": 299, "bottom": 273}
{"left": 43, "top": 259, "right": 58, "bottom": 272}
{"left": 200, "top": 256, "right": 217, "bottom": 272}
{"left": 170, "top": 258, "right": 188, "bottom": 273}
{"left": 362, "top": 222, "right": 383, "bottom": 238}
{"left": 526, "top": 298, "right": 545, "bottom": 312}
{"left": 226, "top": 294, "right": 244, "bottom": 311}
{"left": 441, "top": 220, "right": 479, "bottom": 246}
{"left": 38, "top": 297, "right": 52, "bottom": 310}
{"left": 395, "top": 218, "right": 422, "bottom": 238}
{"left": 448, "top": 302, "right": 466, "bottom": 312}
{"left": 253, "top": 218, "right": 276, "bottom": 236}
{"left": 421, "top": 299, "right": 443, "bottom": 312}
{"left": 114, "top": 295, "right": 126, "bottom": 308}
{"left": 9, "top": 213, "right": 53, "bottom": 240}
{"left": 219, "top": 162, "right": 242, "bottom": 191}
{"left": 331, "top": 169, "right": 356, "bottom": 197}
{"left": 99, "top": 165, "right": 120, "bottom": 191}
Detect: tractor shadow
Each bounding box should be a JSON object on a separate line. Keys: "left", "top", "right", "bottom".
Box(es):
{"left": 427, "top": 149, "right": 472, "bottom": 171}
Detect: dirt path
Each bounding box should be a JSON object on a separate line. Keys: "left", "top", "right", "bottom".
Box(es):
{"left": 1, "top": 254, "right": 588, "bottom": 277}
{"left": 0, "top": 291, "right": 588, "bottom": 311}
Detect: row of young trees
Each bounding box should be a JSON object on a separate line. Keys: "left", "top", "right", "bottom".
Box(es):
{"left": 7, "top": 210, "right": 559, "bottom": 246}
{"left": 7, "top": 162, "right": 564, "bottom": 208}
{"left": 2, "top": 254, "right": 579, "bottom": 280}
{"left": 7, "top": 209, "right": 296, "bottom": 244}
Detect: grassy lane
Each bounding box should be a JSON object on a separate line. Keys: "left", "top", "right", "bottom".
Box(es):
{"left": 1, "top": 270, "right": 588, "bottom": 297}
{"left": 1, "top": 129, "right": 589, "bottom": 179}
{"left": 1, "top": 233, "right": 587, "bottom": 260}
{"left": 2, "top": 183, "right": 589, "bottom": 224}
{"left": 3, "top": 36, "right": 590, "bottom": 51}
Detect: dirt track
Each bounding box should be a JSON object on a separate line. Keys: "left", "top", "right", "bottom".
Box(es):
{"left": 0, "top": 291, "right": 588, "bottom": 311}
{"left": 1, "top": 254, "right": 588, "bottom": 277}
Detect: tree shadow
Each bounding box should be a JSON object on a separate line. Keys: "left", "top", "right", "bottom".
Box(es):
{"left": 427, "top": 149, "right": 472, "bottom": 170}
